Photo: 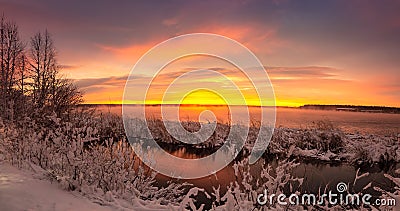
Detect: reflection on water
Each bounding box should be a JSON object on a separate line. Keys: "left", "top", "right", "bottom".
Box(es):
{"left": 293, "top": 162, "right": 397, "bottom": 194}
{"left": 95, "top": 104, "right": 400, "bottom": 135}
{"left": 153, "top": 147, "right": 399, "bottom": 209}
{"left": 158, "top": 143, "right": 219, "bottom": 158}
{"left": 154, "top": 147, "right": 398, "bottom": 193}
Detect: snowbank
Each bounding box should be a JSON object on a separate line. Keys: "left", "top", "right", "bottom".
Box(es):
{"left": 0, "top": 162, "right": 113, "bottom": 211}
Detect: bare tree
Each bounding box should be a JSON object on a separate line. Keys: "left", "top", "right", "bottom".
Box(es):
{"left": 0, "top": 15, "right": 25, "bottom": 120}
{"left": 28, "top": 30, "right": 82, "bottom": 117}
{"left": 13, "top": 54, "right": 29, "bottom": 117}
{"left": 0, "top": 14, "right": 82, "bottom": 121}
{"left": 29, "top": 30, "right": 58, "bottom": 109}
{"left": 52, "top": 77, "right": 83, "bottom": 115}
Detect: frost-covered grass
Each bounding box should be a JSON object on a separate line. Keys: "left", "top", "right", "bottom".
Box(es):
{"left": 0, "top": 110, "right": 195, "bottom": 209}
{"left": 374, "top": 169, "right": 400, "bottom": 210}
{"left": 1, "top": 112, "right": 399, "bottom": 210}
{"left": 214, "top": 158, "right": 304, "bottom": 210}
{"left": 267, "top": 126, "right": 399, "bottom": 165}
{"left": 130, "top": 117, "right": 399, "bottom": 166}
{"left": 144, "top": 118, "right": 230, "bottom": 148}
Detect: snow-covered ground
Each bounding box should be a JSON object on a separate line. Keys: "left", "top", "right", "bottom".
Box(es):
{"left": 0, "top": 160, "right": 180, "bottom": 211}
{"left": 0, "top": 162, "right": 114, "bottom": 211}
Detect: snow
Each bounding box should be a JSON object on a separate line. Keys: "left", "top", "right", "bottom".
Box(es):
{"left": 0, "top": 161, "right": 189, "bottom": 211}
{"left": 0, "top": 162, "right": 113, "bottom": 211}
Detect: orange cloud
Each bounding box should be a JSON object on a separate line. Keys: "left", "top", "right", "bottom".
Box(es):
{"left": 178, "top": 23, "right": 287, "bottom": 55}
{"left": 96, "top": 41, "right": 160, "bottom": 62}
{"left": 76, "top": 63, "right": 400, "bottom": 107}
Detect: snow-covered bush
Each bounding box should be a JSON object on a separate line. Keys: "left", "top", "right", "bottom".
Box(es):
{"left": 374, "top": 168, "right": 400, "bottom": 210}
{"left": 0, "top": 110, "right": 189, "bottom": 207}
{"left": 204, "top": 158, "right": 305, "bottom": 210}
{"left": 346, "top": 133, "right": 398, "bottom": 165}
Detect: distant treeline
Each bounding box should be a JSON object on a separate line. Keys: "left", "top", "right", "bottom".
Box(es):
{"left": 300, "top": 104, "right": 400, "bottom": 114}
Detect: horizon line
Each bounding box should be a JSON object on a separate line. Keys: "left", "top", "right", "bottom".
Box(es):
{"left": 78, "top": 103, "right": 400, "bottom": 109}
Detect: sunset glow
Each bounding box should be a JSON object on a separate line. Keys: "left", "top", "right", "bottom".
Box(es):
{"left": 3, "top": 0, "right": 399, "bottom": 107}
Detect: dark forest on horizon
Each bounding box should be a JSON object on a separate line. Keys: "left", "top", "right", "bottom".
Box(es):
{"left": 300, "top": 104, "right": 400, "bottom": 113}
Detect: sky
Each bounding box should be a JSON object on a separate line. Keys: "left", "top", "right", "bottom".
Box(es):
{"left": 1, "top": 0, "right": 400, "bottom": 107}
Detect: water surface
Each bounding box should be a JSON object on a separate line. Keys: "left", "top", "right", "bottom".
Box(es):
{"left": 95, "top": 104, "right": 400, "bottom": 135}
